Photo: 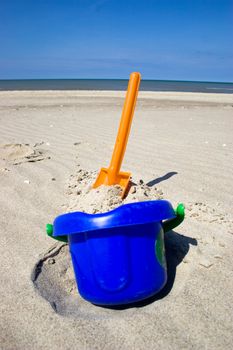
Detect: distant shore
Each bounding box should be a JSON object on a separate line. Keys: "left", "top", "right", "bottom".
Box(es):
{"left": 0, "top": 79, "right": 233, "bottom": 93}
{"left": 1, "top": 90, "right": 232, "bottom": 105}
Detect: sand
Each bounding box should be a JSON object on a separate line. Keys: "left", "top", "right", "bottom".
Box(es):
{"left": 66, "top": 168, "right": 163, "bottom": 213}
{"left": 0, "top": 90, "right": 233, "bottom": 350}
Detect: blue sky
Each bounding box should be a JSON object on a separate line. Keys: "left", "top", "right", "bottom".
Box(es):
{"left": 0, "top": 0, "right": 232, "bottom": 81}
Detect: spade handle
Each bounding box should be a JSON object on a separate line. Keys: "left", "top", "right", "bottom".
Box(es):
{"left": 108, "top": 72, "right": 141, "bottom": 179}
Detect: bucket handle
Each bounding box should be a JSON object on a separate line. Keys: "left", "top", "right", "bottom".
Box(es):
{"left": 162, "top": 203, "right": 185, "bottom": 233}
{"left": 46, "top": 223, "right": 68, "bottom": 242}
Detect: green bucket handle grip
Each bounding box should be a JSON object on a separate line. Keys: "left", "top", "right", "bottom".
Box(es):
{"left": 46, "top": 223, "right": 68, "bottom": 243}
{"left": 162, "top": 203, "right": 185, "bottom": 233}
{"left": 46, "top": 203, "right": 185, "bottom": 242}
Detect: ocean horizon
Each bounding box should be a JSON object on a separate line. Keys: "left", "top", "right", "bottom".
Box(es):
{"left": 0, "top": 79, "right": 233, "bottom": 94}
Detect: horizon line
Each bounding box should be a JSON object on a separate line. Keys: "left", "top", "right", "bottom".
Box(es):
{"left": 0, "top": 78, "right": 233, "bottom": 84}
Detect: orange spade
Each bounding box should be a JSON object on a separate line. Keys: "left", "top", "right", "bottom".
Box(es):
{"left": 93, "top": 72, "right": 141, "bottom": 197}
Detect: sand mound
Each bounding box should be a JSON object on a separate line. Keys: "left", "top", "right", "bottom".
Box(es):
{"left": 0, "top": 143, "right": 34, "bottom": 160}
{"left": 0, "top": 142, "right": 49, "bottom": 165}
{"left": 66, "top": 168, "right": 164, "bottom": 214}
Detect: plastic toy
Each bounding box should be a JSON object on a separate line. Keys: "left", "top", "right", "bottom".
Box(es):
{"left": 46, "top": 201, "right": 184, "bottom": 305}
{"left": 93, "top": 72, "right": 141, "bottom": 198}
{"left": 46, "top": 72, "right": 185, "bottom": 306}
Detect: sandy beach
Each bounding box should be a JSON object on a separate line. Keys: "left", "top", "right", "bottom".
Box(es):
{"left": 0, "top": 90, "right": 233, "bottom": 350}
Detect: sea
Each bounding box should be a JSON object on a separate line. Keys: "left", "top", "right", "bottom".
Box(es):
{"left": 0, "top": 79, "right": 233, "bottom": 93}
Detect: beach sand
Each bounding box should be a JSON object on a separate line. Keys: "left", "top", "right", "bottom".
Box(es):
{"left": 0, "top": 90, "right": 233, "bottom": 349}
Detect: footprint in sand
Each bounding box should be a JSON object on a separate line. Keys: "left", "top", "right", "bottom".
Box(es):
{"left": 0, "top": 142, "right": 50, "bottom": 165}
{"left": 32, "top": 243, "right": 78, "bottom": 315}
{"left": 32, "top": 243, "right": 129, "bottom": 319}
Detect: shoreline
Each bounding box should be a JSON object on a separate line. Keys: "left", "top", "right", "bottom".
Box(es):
{"left": 1, "top": 78, "right": 233, "bottom": 95}
{"left": 0, "top": 90, "right": 233, "bottom": 103}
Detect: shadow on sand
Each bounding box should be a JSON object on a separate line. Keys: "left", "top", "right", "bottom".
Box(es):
{"left": 146, "top": 172, "right": 178, "bottom": 187}
{"left": 124, "top": 172, "right": 178, "bottom": 198}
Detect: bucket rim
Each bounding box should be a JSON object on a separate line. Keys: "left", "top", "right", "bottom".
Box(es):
{"left": 52, "top": 200, "right": 176, "bottom": 237}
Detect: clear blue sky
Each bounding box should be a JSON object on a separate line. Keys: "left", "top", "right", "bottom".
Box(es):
{"left": 0, "top": 0, "right": 232, "bottom": 81}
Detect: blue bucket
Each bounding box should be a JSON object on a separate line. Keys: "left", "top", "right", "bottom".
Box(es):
{"left": 47, "top": 200, "right": 185, "bottom": 305}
